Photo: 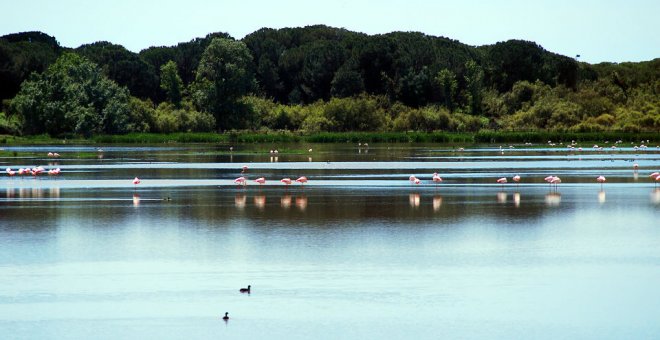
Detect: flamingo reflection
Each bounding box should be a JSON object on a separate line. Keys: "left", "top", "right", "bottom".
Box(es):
{"left": 281, "top": 194, "right": 292, "bottom": 209}
{"left": 496, "top": 192, "right": 507, "bottom": 204}
{"left": 254, "top": 195, "right": 266, "bottom": 210}
{"left": 133, "top": 193, "right": 140, "bottom": 207}
{"left": 235, "top": 193, "right": 246, "bottom": 209}
{"left": 295, "top": 194, "right": 308, "bottom": 211}
{"left": 432, "top": 195, "right": 442, "bottom": 211}
{"left": 409, "top": 193, "right": 420, "bottom": 208}
{"left": 651, "top": 189, "right": 660, "bottom": 204}
{"left": 513, "top": 192, "right": 521, "bottom": 207}
{"left": 545, "top": 192, "right": 561, "bottom": 206}
{"left": 598, "top": 190, "right": 606, "bottom": 204}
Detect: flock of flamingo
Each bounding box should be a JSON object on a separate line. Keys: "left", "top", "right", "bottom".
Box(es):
{"left": 3, "top": 149, "right": 660, "bottom": 191}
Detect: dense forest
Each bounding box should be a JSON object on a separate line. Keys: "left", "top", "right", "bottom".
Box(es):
{"left": 0, "top": 26, "right": 658, "bottom": 137}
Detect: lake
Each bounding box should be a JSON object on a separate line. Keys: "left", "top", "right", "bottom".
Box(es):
{"left": 1, "top": 143, "right": 659, "bottom": 339}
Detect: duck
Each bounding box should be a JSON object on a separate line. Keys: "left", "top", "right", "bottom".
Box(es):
{"left": 222, "top": 312, "right": 229, "bottom": 321}
{"left": 240, "top": 285, "right": 251, "bottom": 293}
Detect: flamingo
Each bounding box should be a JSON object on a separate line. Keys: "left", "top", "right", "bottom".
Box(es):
{"left": 550, "top": 176, "right": 561, "bottom": 190}
{"left": 241, "top": 165, "right": 248, "bottom": 173}
{"left": 234, "top": 176, "right": 247, "bottom": 187}
{"left": 513, "top": 175, "right": 521, "bottom": 187}
{"left": 17, "top": 168, "right": 27, "bottom": 175}
{"left": 409, "top": 175, "right": 417, "bottom": 184}
{"left": 254, "top": 177, "right": 266, "bottom": 186}
{"left": 132, "top": 177, "right": 141, "bottom": 189}
{"left": 596, "top": 175, "right": 606, "bottom": 189}
{"left": 651, "top": 172, "right": 660, "bottom": 187}
{"left": 413, "top": 178, "right": 421, "bottom": 185}
{"left": 497, "top": 177, "right": 507, "bottom": 187}
{"left": 280, "top": 178, "right": 292, "bottom": 186}
{"left": 296, "top": 176, "right": 308, "bottom": 186}
{"left": 6, "top": 168, "right": 15, "bottom": 176}
{"left": 432, "top": 173, "right": 443, "bottom": 186}
{"left": 47, "top": 152, "right": 54, "bottom": 157}
{"left": 48, "top": 168, "right": 61, "bottom": 176}
{"left": 633, "top": 163, "right": 639, "bottom": 170}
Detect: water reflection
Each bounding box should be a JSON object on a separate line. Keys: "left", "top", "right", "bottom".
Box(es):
{"left": 281, "top": 194, "right": 292, "bottom": 209}
{"left": 496, "top": 192, "right": 507, "bottom": 204}
{"left": 409, "top": 193, "right": 420, "bottom": 208}
{"left": 133, "top": 193, "right": 140, "bottom": 207}
{"left": 235, "top": 193, "right": 246, "bottom": 209}
{"left": 651, "top": 189, "right": 660, "bottom": 204}
{"left": 432, "top": 195, "right": 442, "bottom": 211}
{"left": 295, "top": 194, "right": 308, "bottom": 211}
{"left": 254, "top": 195, "right": 266, "bottom": 210}
{"left": 49, "top": 187, "right": 60, "bottom": 199}
{"left": 545, "top": 192, "right": 561, "bottom": 206}
{"left": 598, "top": 190, "right": 606, "bottom": 204}
{"left": 633, "top": 171, "right": 639, "bottom": 181}
{"left": 513, "top": 192, "right": 521, "bottom": 207}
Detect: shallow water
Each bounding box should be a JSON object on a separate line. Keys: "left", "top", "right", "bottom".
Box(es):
{"left": 1, "top": 143, "right": 659, "bottom": 339}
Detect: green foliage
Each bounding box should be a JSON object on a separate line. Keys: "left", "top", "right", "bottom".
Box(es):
{"left": 192, "top": 37, "right": 256, "bottom": 130}
{"left": 10, "top": 53, "right": 132, "bottom": 136}
{"left": 153, "top": 101, "right": 215, "bottom": 133}
{"left": 76, "top": 42, "right": 158, "bottom": 100}
{"left": 160, "top": 60, "right": 183, "bottom": 107}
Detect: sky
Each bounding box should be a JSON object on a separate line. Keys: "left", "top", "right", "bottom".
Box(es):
{"left": 1, "top": 0, "right": 658, "bottom": 64}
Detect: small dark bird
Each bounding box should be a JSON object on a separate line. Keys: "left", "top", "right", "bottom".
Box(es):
{"left": 239, "top": 285, "right": 251, "bottom": 293}
{"left": 222, "top": 312, "right": 229, "bottom": 320}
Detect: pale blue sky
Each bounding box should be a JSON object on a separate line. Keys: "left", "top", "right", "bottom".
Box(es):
{"left": 2, "top": 0, "right": 658, "bottom": 63}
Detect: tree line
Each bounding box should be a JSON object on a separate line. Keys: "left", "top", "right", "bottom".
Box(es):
{"left": 1, "top": 25, "right": 658, "bottom": 136}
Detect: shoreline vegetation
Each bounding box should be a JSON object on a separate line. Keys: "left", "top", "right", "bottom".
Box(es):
{"left": 1, "top": 26, "right": 658, "bottom": 141}
{"left": 1, "top": 131, "right": 656, "bottom": 146}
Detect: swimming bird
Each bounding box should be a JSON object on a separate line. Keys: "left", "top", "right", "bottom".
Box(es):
{"left": 596, "top": 175, "right": 606, "bottom": 189}
{"left": 240, "top": 285, "right": 251, "bottom": 293}
{"left": 296, "top": 176, "right": 308, "bottom": 186}
{"left": 222, "top": 312, "right": 229, "bottom": 321}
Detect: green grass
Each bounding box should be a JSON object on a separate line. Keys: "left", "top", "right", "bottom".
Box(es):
{"left": 2, "top": 131, "right": 657, "bottom": 145}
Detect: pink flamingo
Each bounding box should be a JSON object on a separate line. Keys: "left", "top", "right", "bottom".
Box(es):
{"left": 132, "top": 177, "right": 141, "bottom": 189}
{"left": 47, "top": 152, "right": 54, "bottom": 157}
{"left": 296, "top": 176, "right": 308, "bottom": 186}
{"left": 280, "top": 178, "right": 292, "bottom": 186}
{"left": 596, "top": 175, "right": 606, "bottom": 189}
{"left": 513, "top": 175, "right": 521, "bottom": 187}
{"left": 633, "top": 163, "right": 639, "bottom": 170}
{"left": 550, "top": 176, "right": 561, "bottom": 190}
{"left": 241, "top": 165, "right": 249, "bottom": 173}
{"left": 17, "top": 168, "right": 27, "bottom": 175}
{"left": 497, "top": 177, "right": 507, "bottom": 188}
{"left": 432, "top": 173, "right": 443, "bottom": 186}
{"left": 409, "top": 175, "right": 417, "bottom": 185}
{"left": 234, "top": 176, "right": 247, "bottom": 187}
{"left": 254, "top": 177, "right": 266, "bottom": 186}
{"left": 413, "top": 178, "right": 421, "bottom": 185}
{"left": 651, "top": 172, "right": 660, "bottom": 187}
{"left": 6, "top": 168, "right": 15, "bottom": 176}
{"left": 48, "top": 168, "right": 61, "bottom": 176}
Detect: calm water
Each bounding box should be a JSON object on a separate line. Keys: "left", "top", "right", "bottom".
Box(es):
{"left": 1, "top": 143, "right": 659, "bottom": 339}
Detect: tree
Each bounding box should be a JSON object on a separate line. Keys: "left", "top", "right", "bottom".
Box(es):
{"left": 464, "top": 60, "right": 484, "bottom": 114}
{"left": 191, "top": 37, "right": 256, "bottom": 130}
{"left": 435, "top": 69, "right": 457, "bottom": 111}
{"left": 160, "top": 60, "right": 183, "bottom": 107}
{"left": 10, "top": 52, "right": 131, "bottom": 136}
